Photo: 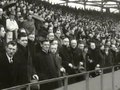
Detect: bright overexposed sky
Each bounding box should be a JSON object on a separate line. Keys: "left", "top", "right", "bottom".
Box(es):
{"left": 46, "top": 0, "right": 119, "bottom": 13}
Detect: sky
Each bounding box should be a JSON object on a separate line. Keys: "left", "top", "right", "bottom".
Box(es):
{"left": 46, "top": 0, "right": 119, "bottom": 13}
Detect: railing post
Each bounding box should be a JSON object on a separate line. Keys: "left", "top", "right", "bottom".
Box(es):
{"left": 64, "top": 76, "right": 68, "bottom": 90}
{"left": 26, "top": 84, "right": 31, "bottom": 90}
{"left": 86, "top": 72, "right": 89, "bottom": 90}
{"left": 112, "top": 66, "right": 115, "bottom": 90}
{"left": 100, "top": 68, "right": 103, "bottom": 90}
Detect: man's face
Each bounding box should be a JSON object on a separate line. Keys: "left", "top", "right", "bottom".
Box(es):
{"left": 90, "top": 43, "right": 96, "bottom": 49}
{"left": 106, "top": 41, "right": 111, "bottom": 46}
{"left": 44, "top": 22, "right": 49, "bottom": 29}
{"left": 71, "top": 40, "right": 77, "bottom": 49}
{"left": 19, "top": 37, "right": 28, "bottom": 47}
{"left": 55, "top": 30, "right": 61, "bottom": 38}
{"left": 111, "top": 45, "right": 117, "bottom": 51}
{"left": 48, "top": 27, "right": 53, "bottom": 33}
{"left": 6, "top": 44, "right": 17, "bottom": 57}
{"left": 28, "top": 34, "right": 35, "bottom": 41}
{"left": 48, "top": 33, "right": 54, "bottom": 41}
{"left": 63, "top": 38, "right": 69, "bottom": 47}
{"left": 78, "top": 43, "right": 84, "bottom": 50}
{"left": 0, "top": 27, "right": 6, "bottom": 37}
{"left": 19, "top": 17, "right": 24, "bottom": 22}
{"left": 42, "top": 41, "right": 50, "bottom": 52}
{"left": 17, "top": 8, "right": 21, "bottom": 12}
{"left": 50, "top": 45, "right": 57, "bottom": 54}
{"left": 84, "top": 47, "right": 88, "bottom": 53}
{"left": 17, "top": 12, "right": 21, "bottom": 17}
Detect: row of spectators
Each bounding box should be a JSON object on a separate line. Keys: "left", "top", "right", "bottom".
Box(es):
{"left": 0, "top": 0, "right": 120, "bottom": 90}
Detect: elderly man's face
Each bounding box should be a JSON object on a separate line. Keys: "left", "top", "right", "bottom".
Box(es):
{"left": 48, "top": 33, "right": 54, "bottom": 41}
{"left": 50, "top": 45, "right": 57, "bottom": 54}
{"left": 71, "top": 40, "right": 77, "bottom": 49}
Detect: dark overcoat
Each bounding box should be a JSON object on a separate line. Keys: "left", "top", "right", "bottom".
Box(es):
{"left": 0, "top": 52, "right": 15, "bottom": 89}
{"left": 33, "top": 50, "right": 60, "bottom": 90}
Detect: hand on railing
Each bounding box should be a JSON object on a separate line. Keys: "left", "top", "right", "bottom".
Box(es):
{"left": 60, "top": 67, "right": 66, "bottom": 73}
{"left": 95, "top": 64, "right": 101, "bottom": 75}
{"left": 88, "top": 59, "right": 93, "bottom": 63}
{"left": 32, "top": 74, "right": 39, "bottom": 80}
{"left": 68, "top": 63, "right": 73, "bottom": 68}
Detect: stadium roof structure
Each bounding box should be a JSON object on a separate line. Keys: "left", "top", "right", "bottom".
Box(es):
{"left": 46, "top": 0, "right": 120, "bottom": 13}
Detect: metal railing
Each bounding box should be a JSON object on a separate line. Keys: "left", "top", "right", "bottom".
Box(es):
{"left": 2, "top": 65, "right": 120, "bottom": 90}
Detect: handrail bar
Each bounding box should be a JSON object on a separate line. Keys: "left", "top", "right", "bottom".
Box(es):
{"left": 3, "top": 64, "right": 120, "bottom": 90}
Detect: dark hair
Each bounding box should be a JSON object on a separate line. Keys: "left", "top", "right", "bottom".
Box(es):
{"left": 6, "top": 41, "right": 17, "bottom": 47}
{"left": 18, "top": 28, "right": 26, "bottom": 34}
{"left": 41, "top": 39, "right": 49, "bottom": 44}
{"left": 18, "top": 32, "right": 27, "bottom": 39}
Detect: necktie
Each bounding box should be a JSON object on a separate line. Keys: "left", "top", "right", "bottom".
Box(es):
{"left": 10, "top": 58, "right": 13, "bottom": 63}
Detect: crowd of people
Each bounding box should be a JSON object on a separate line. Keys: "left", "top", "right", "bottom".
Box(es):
{"left": 0, "top": 0, "right": 120, "bottom": 90}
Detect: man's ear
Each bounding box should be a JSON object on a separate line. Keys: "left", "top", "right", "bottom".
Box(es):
{"left": 15, "top": 47, "right": 18, "bottom": 52}
{"left": 5, "top": 45, "right": 7, "bottom": 51}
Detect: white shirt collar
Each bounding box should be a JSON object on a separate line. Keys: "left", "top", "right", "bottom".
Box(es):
{"left": 6, "top": 53, "right": 13, "bottom": 63}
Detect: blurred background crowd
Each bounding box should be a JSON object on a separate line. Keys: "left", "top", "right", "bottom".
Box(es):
{"left": 1, "top": 0, "right": 120, "bottom": 90}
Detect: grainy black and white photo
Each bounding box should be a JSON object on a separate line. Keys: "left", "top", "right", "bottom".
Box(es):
{"left": 0, "top": 0, "right": 120, "bottom": 90}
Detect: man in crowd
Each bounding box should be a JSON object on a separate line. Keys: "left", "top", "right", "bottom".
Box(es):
{"left": 70, "top": 39, "right": 84, "bottom": 73}
{"left": 0, "top": 25, "right": 6, "bottom": 53}
{"left": 59, "top": 38, "right": 73, "bottom": 75}
{"left": 22, "top": 14, "right": 36, "bottom": 35}
{"left": 87, "top": 42, "right": 101, "bottom": 77}
{"left": 69, "top": 39, "right": 85, "bottom": 82}
{"left": 47, "top": 32, "right": 55, "bottom": 43}
{"left": 6, "top": 11, "right": 19, "bottom": 41}
{"left": 54, "top": 30, "right": 62, "bottom": 50}
{"left": 33, "top": 40, "right": 60, "bottom": 90}
{"left": 50, "top": 44, "right": 65, "bottom": 88}
{"left": 14, "top": 33, "right": 38, "bottom": 86}
{"left": 0, "top": 41, "right": 17, "bottom": 89}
